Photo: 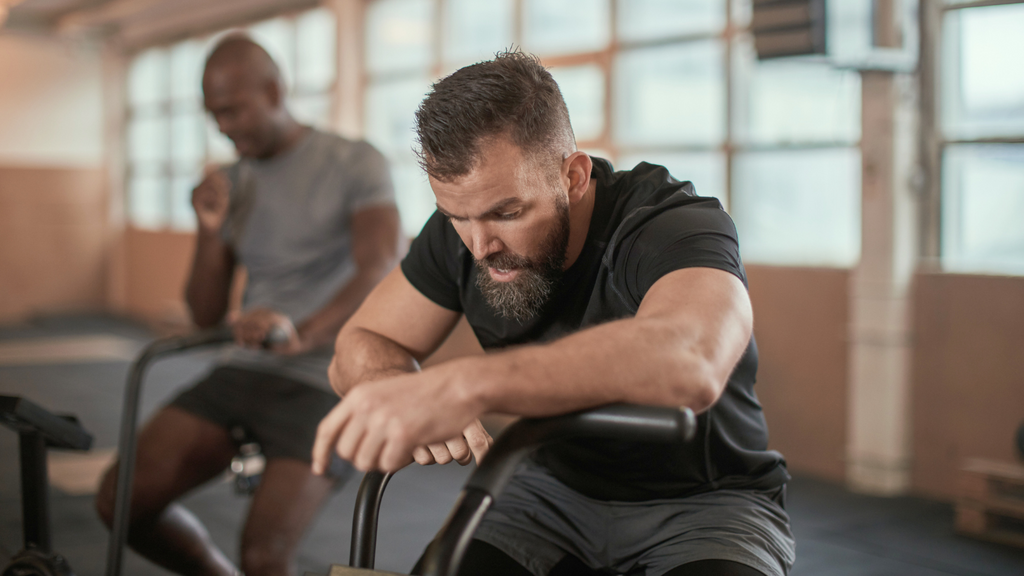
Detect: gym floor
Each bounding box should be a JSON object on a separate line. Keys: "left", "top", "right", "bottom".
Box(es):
{"left": 1, "top": 315, "right": 1022, "bottom": 576}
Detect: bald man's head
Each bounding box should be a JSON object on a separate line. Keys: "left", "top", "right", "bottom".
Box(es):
{"left": 203, "top": 35, "right": 293, "bottom": 159}
{"left": 205, "top": 36, "right": 281, "bottom": 88}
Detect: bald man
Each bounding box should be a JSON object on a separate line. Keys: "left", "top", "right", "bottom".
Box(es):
{"left": 95, "top": 37, "right": 401, "bottom": 576}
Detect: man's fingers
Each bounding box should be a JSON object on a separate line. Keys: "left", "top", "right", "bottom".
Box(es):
{"left": 445, "top": 437, "right": 473, "bottom": 466}
{"left": 312, "top": 405, "right": 352, "bottom": 475}
{"left": 336, "top": 410, "right": 369, "bottom": 464}
{"left": 352, "top": 425, "right": 386, "bottom": 472}
{"left": 412, "top": 445, "right": 436, "bottom": 466}
{"left": 380, "top": 439, "right": 416, "bottom": 472}
{"left": 463, "top": 420, "right": 493, "bottom": 464}
{"left": 426, "top": 442, "right": 454, "bottom": 465}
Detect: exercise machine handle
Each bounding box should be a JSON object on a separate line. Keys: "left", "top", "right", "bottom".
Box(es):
{"left": 106, "top": 324, "right": 287, "bottom": 576}
{"left": 346, "top": 404, "right": 694, "bottom": 575}
{"left": 349, "top": 471, "right": 394, "bottom": 569}
{"left": 465, "top": 403, "right": 695, "bottom": 497}
{"left": 419, "top": 404, "right": 695, "bottom": 576}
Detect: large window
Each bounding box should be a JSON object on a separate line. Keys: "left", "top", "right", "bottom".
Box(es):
{"left": 124, "top": 8, "right": 337, "bottom": 231}
{"left": 364, "top": 0, "right": 862, "bottom": 265}
{"left": 940, "top": 1, "right": 1024, "bottom": 275}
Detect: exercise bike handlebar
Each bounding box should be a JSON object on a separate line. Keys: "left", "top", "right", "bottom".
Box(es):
{"left": 105, "top": 324, "right": 290, "bottom": 576}
{"left": 350, "top": 404, "right": 696, "bottom": 575}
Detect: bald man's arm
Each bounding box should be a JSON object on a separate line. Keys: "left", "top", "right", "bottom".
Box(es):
{"left": 293, "top": 205, "right": 402, "bottom": 352}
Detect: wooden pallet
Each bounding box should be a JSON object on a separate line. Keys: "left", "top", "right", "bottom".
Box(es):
{"left": 956, "top": 458, "right": 1024, "bottom": 549}
{"left": 303, "top": 565, "right": 403, "bottom": 576}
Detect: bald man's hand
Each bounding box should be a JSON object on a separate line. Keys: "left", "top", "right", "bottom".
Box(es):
{"left": 192, "top": 171, "right": 231, "bottom": 232}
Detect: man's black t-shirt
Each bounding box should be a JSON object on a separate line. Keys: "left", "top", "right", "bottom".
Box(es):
{"left": 401, "top": 158, "right": 788, "bottom": 501}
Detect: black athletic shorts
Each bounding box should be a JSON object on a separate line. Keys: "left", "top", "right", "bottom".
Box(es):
{"left": 169, "top": 366, "right": 353, "bottom": 479}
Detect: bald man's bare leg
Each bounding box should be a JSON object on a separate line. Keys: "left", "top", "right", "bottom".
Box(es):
{"left": 96, "top": 407, "right": 238, "bottom": 576}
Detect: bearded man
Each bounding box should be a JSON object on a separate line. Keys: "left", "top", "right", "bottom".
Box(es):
{"left": 313, "top": 51, "right": 795, "bottom": 576}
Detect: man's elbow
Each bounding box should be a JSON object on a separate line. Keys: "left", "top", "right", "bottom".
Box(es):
{"left": 665, "top": 358, "right": 726, "bottom": 414}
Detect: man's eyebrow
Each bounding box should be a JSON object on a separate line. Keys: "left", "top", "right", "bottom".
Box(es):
{"left": 436, "top": 197, "right": 522, "bottom": 219}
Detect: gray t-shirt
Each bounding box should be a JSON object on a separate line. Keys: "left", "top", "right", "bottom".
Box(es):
{"left": 216, "top": 129, "right": 395, "bottom": 389}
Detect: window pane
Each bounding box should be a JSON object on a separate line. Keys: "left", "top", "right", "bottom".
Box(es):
{"left": 128, "top": 116, "right": 169, "bottom": 163}
{"left": 367, "top": 0, "right": 434, "bottom": 75}
{"left": 393, "top": 163, "right": 436, "bottom": 237}
{"left": 444, "top": 0, "right": 514, "bottom": 66}
{"left": 365, "top": 77, "right": 432, "bottom": 159}
{"left": 249, "top": 17, "right": 296, "bottom": 89}
{"left": 128, "top": 173, "right": 168, "bottom": 230}
{"left": 523, "top": 0, "right": 611, "bottom": 57}
{"left": 942, "top": 144, "right": 1024, "bottom": 275}
{"left": 550, "top": 65, "right": 605, "bottom": 142}
{"left": 169, "top": 40, "right": 205, "bottom": 102}
{"left": 732, "top": 148, "right": 861, "bottom": 266}
{"left": 617, "top": 0, "right": 726, "bottom": 42}
{"left": 296, "top": 8, "right": 338, "bottom": 92}
{"left": 615, "top": 41, "right": 725, "bottom": 146}
{"left": 170, "top": 172, "right": 200, "bottom": 231}
{"left": 128, "top": 48, "right": 168, "bottom": 111}
{"left": 171, "top": 111, "right": 205, "bottom": 165}
{"left": 732, "top": 37, "right": 860, "bottom": 145}
{"left": 290, "top": 94, "right": 332, "bottom": 129}
{"left": 617, "top": 151, "right": 727, "bottom": 210}
{"left": 943, "top": 4, "right": 1024, "bottom": 139}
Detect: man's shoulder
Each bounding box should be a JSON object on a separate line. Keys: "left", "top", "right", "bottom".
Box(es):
{"left": 599, "top": 160, "right": 735, "bottom": 267}
{"left": 308, "top": 129, "right": 385, "bottom": 164}
{"left": 603, "top": 160, "right": 724, "bottom": 234}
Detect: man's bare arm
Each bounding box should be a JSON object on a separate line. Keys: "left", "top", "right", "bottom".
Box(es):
{"left": 317, "top": 268, "right": 490, "bottom": 472}
{"left": 290, "top": 205, "right": 402, "bottom": 352}
{"left": 465, "top": 267, "right": 752, "bottom": 416}
{"left": 185, "top": 171, "right": 236, "bottom": 327}
{"left": 327, "top": 266, "right": 463, "bottom": 395}
{"left": 315, "top": 267, "right": 752, "bottom": 472}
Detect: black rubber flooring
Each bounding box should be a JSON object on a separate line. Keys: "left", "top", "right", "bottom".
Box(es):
{"left": 1, "top": 314, "right": 1023, "bottom": 575}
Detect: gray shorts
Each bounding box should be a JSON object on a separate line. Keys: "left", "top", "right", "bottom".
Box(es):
{"left": 473, "top": 461, "right": 795, "bottom": 576}
{"left": 169, "top": 366, "right": 353, "bottom": 479}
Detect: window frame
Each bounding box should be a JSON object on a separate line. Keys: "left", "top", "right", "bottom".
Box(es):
{"left": 920, "top": 0, "right": 1024, "bottom": 274}
{"left": 122, "top": 7, "right": 340, "bottom": 232}
{"left": 363, "top": 0, "right": 863, "bottom": 265}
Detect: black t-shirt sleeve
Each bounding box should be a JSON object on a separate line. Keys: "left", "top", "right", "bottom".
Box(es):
{"left": 400, "top": 210, "right": 464, "bottom": 312}
{"left": 617, "top": 200, "right": 745, "bottom": 309}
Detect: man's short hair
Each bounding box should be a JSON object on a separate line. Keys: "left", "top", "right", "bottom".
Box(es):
{"left": 414, "top": 50, "right": 575, "bottom": 182}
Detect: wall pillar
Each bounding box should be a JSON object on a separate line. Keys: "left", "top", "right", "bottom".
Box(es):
{"left": 846, "top": 70, "right": 920, "bottom": 495}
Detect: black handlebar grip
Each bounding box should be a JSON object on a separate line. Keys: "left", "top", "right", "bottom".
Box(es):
{"left": 422, "top": 404, "right": 698, "bottom": 576}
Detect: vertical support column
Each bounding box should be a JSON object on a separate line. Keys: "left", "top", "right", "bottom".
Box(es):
{"left": 847, "top": 69, "right": 919, "bottom": 495}
{"left": 102, "top": 42, "right": 129, "bottom": 315}
{"left": 20, "top": 431, "right": 52, "bottom": 552}
{"left": 328, "top": 0, "right": 365, "bottom": 139}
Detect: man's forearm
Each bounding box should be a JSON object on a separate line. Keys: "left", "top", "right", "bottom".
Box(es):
{"left": 446, "top": 316, "right": 733, "bottom": 417}
{"left": 185, "top": 228, "right": 234, "bottom": 327}
{"left": 297, "top": 265, "right": 393, "bottom": 351}
{"left": 328, "top": 327, "right": 420, "bottom": 396}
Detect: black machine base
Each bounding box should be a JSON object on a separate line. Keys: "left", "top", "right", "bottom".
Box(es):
{"left": 2, "top": 549, "right": 76, "bottom": 576}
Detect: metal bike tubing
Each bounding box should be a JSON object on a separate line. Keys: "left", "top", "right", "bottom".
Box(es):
{"left": 104, "top": 327, "right": 234, "bottom": 576}
{"left": 350, "top": 470, "right": 395, "bottom": 569}
{"left": 419, "top": 404, "right": 697, "bottom": 576}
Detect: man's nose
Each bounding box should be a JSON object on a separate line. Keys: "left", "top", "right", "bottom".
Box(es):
{"left": 468, "top": 222, "right": 503, "bottom": 262}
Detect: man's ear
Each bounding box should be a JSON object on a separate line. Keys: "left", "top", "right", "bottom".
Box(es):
{"left": 564, "top": 151, "right": 593, "bottom": 204}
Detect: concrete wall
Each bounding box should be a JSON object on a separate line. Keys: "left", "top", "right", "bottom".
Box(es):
{"left": 0, "top": 33, "right": 104, "bottom": 166}
{"left": 0, "top": 32, "right": 108, "bottom": 323}
{"left": 911, "top": 272, "right": 1024, "bottom": 498}
{"left": 748, "top": 266, "right": 850, "bottom": 483}
{"left": 0, "top": 166, "right": 108, "bottom": 321}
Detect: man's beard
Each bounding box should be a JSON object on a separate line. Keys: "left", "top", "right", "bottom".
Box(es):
{"left": 475, "top": 199, "right": 571, "bottom": 323}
